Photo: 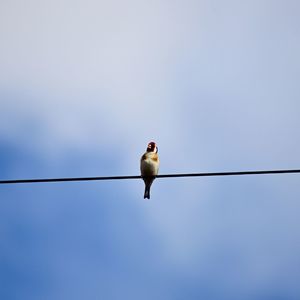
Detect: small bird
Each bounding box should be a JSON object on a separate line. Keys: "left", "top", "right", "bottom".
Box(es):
{"left": 140, "top": 141, "right": 160, "bottom": 199}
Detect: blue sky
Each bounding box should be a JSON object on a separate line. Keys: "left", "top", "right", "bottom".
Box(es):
{"left": 1, "top": 0, "right": 300, "bottom": 299}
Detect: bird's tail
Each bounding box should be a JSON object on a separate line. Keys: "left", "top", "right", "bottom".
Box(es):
{"left": 144, "top": 185, "right": 150, "bottom": 199}
{"left": 143, "top": 179, "right": 154, "bottom": 199}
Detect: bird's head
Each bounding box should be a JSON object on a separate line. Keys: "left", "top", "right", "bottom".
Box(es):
{"left": 147, "top": 141, "right": 158, "bottom": 153}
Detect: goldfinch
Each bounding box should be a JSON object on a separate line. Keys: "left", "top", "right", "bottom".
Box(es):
{"left": 140, "top": 141, "right": 159, "bottom": 199}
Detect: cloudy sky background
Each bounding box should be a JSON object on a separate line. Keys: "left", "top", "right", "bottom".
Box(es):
{"left": 1, "top": 0, "right": 300, "bottom": 299}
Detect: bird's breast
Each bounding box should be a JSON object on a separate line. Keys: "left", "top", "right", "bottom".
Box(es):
{"left": 140, "top": 156, "right": 159, "bottom": 176}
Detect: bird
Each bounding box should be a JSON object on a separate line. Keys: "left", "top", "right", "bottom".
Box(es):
{"left": 140, "top": 141, "right": 160, "bottom": 199}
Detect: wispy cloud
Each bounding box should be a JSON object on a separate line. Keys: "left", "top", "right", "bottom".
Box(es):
{"left": 1, "top": 1, "right": 300, "bottom": 299}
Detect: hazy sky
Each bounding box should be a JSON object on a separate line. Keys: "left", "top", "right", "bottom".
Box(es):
{"left": 1, "top": 1, "right": 300, "bottom": 299}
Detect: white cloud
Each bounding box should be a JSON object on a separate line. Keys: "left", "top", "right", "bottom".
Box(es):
{"left": 1, "top": 2, "right": 300, "bottom": 295}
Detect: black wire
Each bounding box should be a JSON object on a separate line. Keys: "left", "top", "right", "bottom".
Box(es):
{"left": 0, "top": 169, "right": 300, "bottom": 185}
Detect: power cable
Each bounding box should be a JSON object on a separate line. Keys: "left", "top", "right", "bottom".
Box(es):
{"left": 0, "top": 169, "right": 299, "bottom": 185}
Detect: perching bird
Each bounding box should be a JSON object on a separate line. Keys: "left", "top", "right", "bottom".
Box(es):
{"left": 140, "top": 141, "right": 159, "bottom": 199}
